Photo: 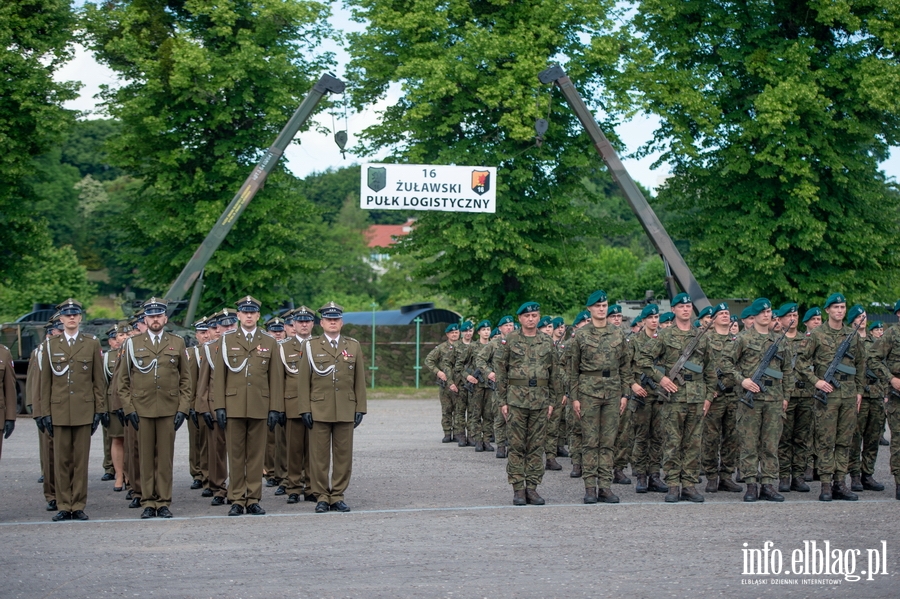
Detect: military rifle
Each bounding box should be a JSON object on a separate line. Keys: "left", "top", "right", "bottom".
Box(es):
{"left": 812, "top": 320, "right": 863, "bottom": 406}
{"left": 715, "top": 368, "right": 728, "bottom": 393}
{"left": 658, "top": 320, "right": 714, "bottom": 401}
{"left": 739, "top": 319, "right": 793, "bottom": 408}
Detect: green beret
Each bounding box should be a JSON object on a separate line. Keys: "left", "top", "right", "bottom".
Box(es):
{"left": 607, "top": 303, "right": 622, "bottom": 315}
{"left": 572, "top": 310, "right": 590, "bottom": 327}
{"left": 846, "top": 304, "right": 865, "bottom": 324}
{"left": 639, "top": 304, "right": 659, "bottom": 319}
{"left": 740, "top": 307, "right": 754, "bottom": 320}
{"left": 745, "top": 298, "right": 772, "bottom": 317}
{"left": 445, "top": 323, "right": 459, "bottom": 333}
{"left": 893, "top": 300, "right": 900, "bottom": 314}
{"left": 802, "top": 307, "right": 822, "bottom": 323}
{"left": 497, "top": 315, "right": 514, "bottom": 327}
{"left": 697, "top": 306, "right": 713, "bottom": 319}
{"left": 869, "top": 321, "right": 884, "bottom": 330}
{"left": 824, "top": 293, "right": 846, "bottom": 308}
{"left": 551, "top": 317, "right": 565, "bottom": 329}
{"left": 775, "top": 302, "right": 798, "bottom": 318}
{"left": 693, "top": 319, "right": 701, "bottom": 328}
{"left": 710, "top": 302, "right": 729, "bottom": 316}
{"left": 671, "top": 292, "right": 692, "bottom": 307}
{"left": 659, "top": 312, "right": 674, "bottom": 324}
{"left": 730, "top": 315, "right": 738, "bottom": 323}
{"left": 586, "top": 290, "right": 608, "bottom": 306}
{"left": 516, "top": 301, "right": 540, "bottom": 315}
{"left": 537, "top": 316, "right": 552, "bottom": 328}
{"left": 632, "top": 315, "right": 643, "bottom": 326}
{"left": 459, "top": 320, "right": 474, "bottom": 332}
{"left": 476, "top": 319, "right": 492, "bottom": 331}
{"left": 490, "top": 328, "right": 500, "bottom": 338}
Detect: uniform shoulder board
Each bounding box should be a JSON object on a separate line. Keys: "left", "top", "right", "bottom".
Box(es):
{"left": 167, "top": 331, "right": 184, "bottom": 340}
{"left": 262, "top": 331, "right": 276, "bottom": 339}
{"left": 202, "top": 339, "right": 216, "bottom": 346}
{"left": 1, "top": 343, "right": 8, "bottom": 351}
{"left": 345, "top": 336, "right": 358, "bottom": 343}
{"left": 277, "top": 338, "right": 290, "bottom": 345}
{"left": 87, "top": 334, "right": 97, "bottom": 340}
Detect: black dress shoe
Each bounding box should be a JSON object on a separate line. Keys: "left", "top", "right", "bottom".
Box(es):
{"left": 210, "top": 496, "right": 226, "bottom": 506}
{"left": 51, "top": 510, "right": 71, "bottom": 522}
{"left": 190, "top": 479, "right": 203, "bottom": 490}
{"left": 126, "top": 489, "right": 134, "bottom": 500}
{"left": 201, "top": 488, "right": 214, "bottom": 497}
{"left": 330, "top": 500, "right": 351, "bottom": 512}
{"left": 156, "top": 506, "right": 173, "bottom": 518}
{"left": 274, "top": 485, "right": 286, "bottom": 496}
{"left": 46, "top": 499, "right": 58, "bottom": 511}
{"left": 315, "top": 501, "right": 330, "bottom": 513}
{"left": 71, "top": 510, "right": 89, "bottom": 521}
{"left": 141, "top": 507, "right": 157, "bottom": 519}
{"left": 101, "top": 473, "right": 115, "bottom": 481}
{"left": 304, "top": 493, "right": 317, "bottom": 502}
{"left": 246, "top": 504, "right": 266, "bottom": 515}
{"left": 38, "top": 475, "right": 44, "bottom": 483}
{"left": 265, "top": 478, "right": 277, "bottom": 487}
{"left": 128, "top": 497, "right": 142, "bottom": 509}
{"left": 113, "top": 486, "right": 124, "bottom": 492}
{"left": 287, "top": 493, "right": 300, "bottom": 504}
{"left": 228, "top": 504, "right": 244, "bottom": 516}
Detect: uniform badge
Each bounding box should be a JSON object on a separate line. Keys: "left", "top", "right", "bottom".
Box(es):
{"left": 138, "top": 359, "right": 144, "bottom": 366}
{"left": 341, "top": 349, "right": 353, "bottom": 361}
{"left": 170, "top": 358, "right": 176, "bottom": 364}
{"left": 83, "top": 363, "right": 89, "bottom": 370}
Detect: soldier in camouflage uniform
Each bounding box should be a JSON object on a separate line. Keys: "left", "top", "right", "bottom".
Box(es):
{"left": 568, "top": 291, "right": 629, "bottom": 503}
{"left": 775, "top": 303, "right": 813, "bottom": 493}
{"left": 639, "top": 293, "right": 717, "bottom": 503}
{"left": 550, "top": 318, "right": 569, "bottom": 457}
{"left": 476, "top": 316, "right": 515, "bottom": 457}
{"left": 537, "top": 316, "right": 563, "bottom": 471}
{"left": 701, "top": 302, "right": 742, "bottom": 494}
{"left": 871, "top": 300, "right": 900, "bottom": 500}
{"left": 801, "top": 306, "right": 824, "bottom": 481}
{"left": 628, "top": 304, "right": 669, "bottom": 494}
{"left": 452, "top": 321, "right": 477, "bottom": 447}
{"left": 609, "top": 304, "right": 633, "bottom": 485}
{"left": 723, "top": 298, "right": 789, "bottom": 502}
{"left": 796, "top": 293, "right": 867, "bottom": 501}
{"left": 848, "top": 306, "right": 886, "bottom": 492}
{"left": 425, "top": 324, "right": 460, "bottom": 443}
{"left": 495, "top": 302, "right": 562, "bottom": 505}
{"left": 658, "top": 312, "right": 674, "bottom": 329}
{"left": 565, "top": 310, "right": 591, "bottom": 478}
{"left": 457, "top": 320, "right": 494, "bottom": 452}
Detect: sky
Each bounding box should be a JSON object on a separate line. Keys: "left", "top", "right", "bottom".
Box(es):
{"left": 58, "top": 5, "right": 899, "bottom": 193}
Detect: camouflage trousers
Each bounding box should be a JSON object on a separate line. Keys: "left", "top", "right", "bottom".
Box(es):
{"left": 813, "top": 396, "right": 857, "bottom": 483}
{"left": 467, "top": 387, "right": 493, "bottom": 443}
{"left": 631, "top": 400, "right": 664, "bottom": 476}
{"left": 661, "top": 402, "right": 704, "bottom": 487}
{"left": 557, "top": 403, "right": 568, "bottom": 447}
{"left": 849, "top": 398, "right": 886, "bottom": 476}
{"left": 439, "top": 387, "right": 455, "bottom": 435}
{"left": 567, "top": 400, "right": 583, "bottom": 466}
{"left": 506, "top": 405, "right": 548, "bottom": 489}
{"left": 580, "top": 397, "right": 620, "bottom": 489}
{"left": 613, "top": 404, "right": 633, "bottom": 470}
{"left": 736, "top": 400, "right": 783, "bottom": 485}
{"left": 454, "top": 387, "right": 470, "bottom": 437}
{"left": 544, "top": 396, "right": 565, "bottom": 457}
{"left": 493, "top": 393, "right": 507, "bottom": 445}
{"left": 778, "top": 395, "right": 813, "bottom": 478}
{"left": 886, "top": 397, "right": 900, "bottom": 480}
{"left": 701, "top": 397, "right": 738, "bottom": 478}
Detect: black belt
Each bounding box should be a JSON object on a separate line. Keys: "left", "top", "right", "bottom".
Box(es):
{"left": 838, "top": 374, "right": 849, "bottom": 382}
{"left": 580, "top": 370, "right": 612, "bottom": 378}
{"left": 723, "top": 386, "right": 734, "bottom": 394}
{"left": 508, "top": 378, "right": 549, "bottom": 387}
{"left": 682, "top": 374, "right": 693, "bottom": 382}
{"left": 763, "top": 380, "right": 773, "bottom": 387}
{"left": 795, "top": 381, "right": 806, "bottom": 389}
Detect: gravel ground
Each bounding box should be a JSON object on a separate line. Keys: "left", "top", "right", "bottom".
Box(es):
{"left": 0, "top": 398, "right": 897, "bottom": 598}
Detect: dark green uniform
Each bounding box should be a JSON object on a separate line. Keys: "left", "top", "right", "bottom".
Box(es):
{"left": 425, "top": 340, "right": 458, "bottom": 438}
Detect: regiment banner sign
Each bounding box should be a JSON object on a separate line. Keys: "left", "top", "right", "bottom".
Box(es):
{"left": 360, "top": 163, "right": 497, "bottom": 213}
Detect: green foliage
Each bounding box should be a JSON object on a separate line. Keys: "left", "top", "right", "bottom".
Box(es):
{"left": 304, "top": 165, "right": 410, "bottom": 224}
{"left": 60, "top": 119, "right": 124, "bottom": 181}
{"left": 0, "top": 0, "right": 79, "bottom": 280}
{"left": 0, "top": 244, "right": 96, "bottom": 321}
{"left": 81, "top": 0, "right": 336, "bottom": 312}
{"left": 620, "top": 0, "right": 900, "bottom": 306}
{"left": 345, "top": 0, "right": 633, "bottom": 317}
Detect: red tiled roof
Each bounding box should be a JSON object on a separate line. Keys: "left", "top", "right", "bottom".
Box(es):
{"left": 365, "top": 219, "right": 415, "bottom": 248}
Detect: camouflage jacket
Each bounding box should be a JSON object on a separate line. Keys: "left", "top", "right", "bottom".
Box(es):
{"left": 554, "top": 338, "right": 569, "bottom": 398}
{"left": 453, "top": 341, "right": 489, "bottom": 388}
{"left": 424, "top": 340, "right": 456, "bottom": 385}
{"left": 722, "top": 328, "right": 788, "bottom": 403}
{"left": 869, "top": 324, "right": 900, "bottom": 392}
{"left": 567, "top": 322, "right": 630, "bottom": 404}
{"left": 638, "top": 325, "right": 716, "bottom": 404}
{"left": 796, "top": 323, "right": 867, "bottom": 399}
{"left": 705, "top": 331, "right": 737, "bottom": 403}
{"left": 627, "top": 330, "right": 659, "bottom": 393}
{"left": 784, "top": 334, "right": 813, "bottom": 398}
{"left": 474, "top": 336, "right": 502, "bottom": 375}
{"left": 862, "top": 336, "right": 886, "bottom": 399}
{"left": 494, "top": 330, "right": 562, "bottom": 410}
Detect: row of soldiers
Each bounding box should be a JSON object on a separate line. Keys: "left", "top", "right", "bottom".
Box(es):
{"left": 19, "top": 296, "right": 366, "bottom": 521}
{"left": 428, "top": 291, "right": 899, "bottom": 505}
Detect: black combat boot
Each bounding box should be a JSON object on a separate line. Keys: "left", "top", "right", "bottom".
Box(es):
{"left": 664, "top": 484, "right": 680, "bottom": 503}
{"left": 648, "top": 472, "right": 669, "bottom": 493}
{"left": 546, "top": 457, "right": 562, "bottom": 471}
{"left": 441, "top": 433, "right": 453, "bottom": 443}
{"left": 818, "top": 481, "right": 832, "bottom": 502}
{"left": 513, "top": 489, "right": 526, "bottom": 506}
{"left": 474, "top": 441, "right": 484, "bottom": 452}
{"left": 457, "top": 434, "right": 467, "bottom": 447}
{"left": 832, "top": 480, "right": 859, "bottom": 501}
{"left": 849, "top": 474, "right": 864, "bottom": 492}
{"left": 790, "top": 476, "right": 810, "bottom": 492}
{"left": 496, "top": 444, "right": 508, "bottom": 459}
{"left": 743, "top": 483, "right": 759, "bottom": 502}
{"left": 483, "top": 440, "right": 494, "bottom": 452}
{"left": 597, "top": 488, "right": 620, "bottom": 503}
{"left": 557, "top": 445, "right": 570, "bottom": 458}
{"left": 635, "top": 473, "right": 649, "bottom": 494}
{"left": 583, "top": 487, "right": 598, "bottom": 504}
{"left": 861, "top": 474, "right": 884, "bottom": 491}
{"left": 613, "top": 468, "right": 631, "bottom": 485}
{"left": 705, "top": 475, "right": 719, "bottom": 494}
{"left": 760, "top": 484, "right": 785, "bottom": 502}
{"left": 525, "top": 488, "right": 545, "bottom": 505}
{"left": 803, "top": 466, "right": 814, "bottom": 482}
{"left": 570, "top": 463, "right": 582, "bottom": 478}
{"left": 680, "top": 485, "right": 704, "bottom": 503}
{"left": 778, "top": 477, "right": 791, "bottom": 493}
{"left": 718, "top": 476, "right": 743, "bottom": 492}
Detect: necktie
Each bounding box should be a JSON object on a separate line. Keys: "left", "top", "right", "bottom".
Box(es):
{"left": 153, "top": 336, "right": 159, "bottom": 348}
{"left": 68, "top": 338, "right": 74, "bottom": 347}
{"left": 331, "top": 339, "right": 337, "bottom": 349}
{"left": 247, "top": 333, "right": 252, "bottom": 344}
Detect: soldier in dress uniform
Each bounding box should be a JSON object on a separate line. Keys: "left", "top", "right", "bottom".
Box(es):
{"left": 27, "top": 318, "right": 63, "bottom": 510}
{"left": 186, "top": 318, "right": 210, "bottom": 492}
{"left": 103, "top": 324, "right": 127, "bottom": 491}
{"left": 281, "top": 306, "right": 316, "bottom": 504}
{"left": 212, "top": 296, "right": 284, "bottom": 516}
{"left": 1, "top": 328, "right": 19, "bottom": 459}
{"left": 39, "top": 299, "right": 109, "bottom": 521}
{"left": 117, "top": 297, "right": 192, "bottom": 518}
{"left": 263, "top": 316, "right": 288, "bottom": 495}
{"left": 425, "top": 324, "right": 460, "bottom": 443}
{"left": 99, "top": 323, "right": 117, "bottom": 483}
{"left": 122, "top": 308, "right": 147, "bottom": 508}
{"left": 298, "top": 302, "right": 367, "bottom": 513}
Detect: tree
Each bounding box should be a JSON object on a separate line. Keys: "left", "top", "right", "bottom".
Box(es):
{"left": 0, "top": 245, "right": 96, "bottom": 321}
{"left": 61, "top": 118, "right": 125, "bottom": 181}
{"left": 621, "top": 0, "right": 900, "bottom": 305}
{"left": 81, "top": 0, "right": 336, "bottom": 312}
{"left": 345, "top": 0, "right": 633, "bottom": 316}
{"left": 0, "top": 0, "right": 79, "bottom": 280}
